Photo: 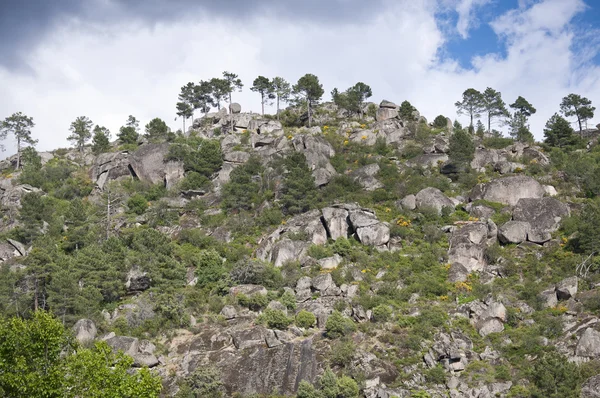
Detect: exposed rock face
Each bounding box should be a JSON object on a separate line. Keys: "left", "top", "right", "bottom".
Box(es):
{"left": 348, "top": 207, "right": 390, "bottom": 247}
{"left": 91, "top": 144, "right": 184, "bottom": 189}
{"left": 582, "top": 375, "right": 600, "bottom": 398}
{"left": 448, "top": 222, "right": 495, "bottom": 272}
{"left": 352, "top": 163, "right": 384, "bottom": 191}
{"left": 469, "top": 176, "right": 546, "bottom": 206}
{"left": 72, "top": 319, "right": 97, "bottom": 344}
{"left": 415, "top": 187, "right": 455, "bottom": 215}
{"left": 512, "top": 197, "right": 569, "bottom": 243}
{"left": 556, "top": 276, "right": 578, "bottom": 300}
{"left": 0, "top": 184, "right": 42, "bottom": 208}
{"left": 576, "top": 328, "right": 600, "bottom": 357}
{"left": 104, "top": 335, "right": 159, "bottom": 367}
{"left": 322, "top": 207, "right": 350, "bottom": 241}
{"left": 498, "top": 221, "right": 530, "bottom": 244}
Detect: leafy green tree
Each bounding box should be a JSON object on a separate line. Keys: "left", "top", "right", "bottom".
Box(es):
{"left": 399, "top": 100, "right": 417, "bottom": 120}
{"left": 0, "top": 112, "right": 37, "bottom": 169}
{"left": 272, "top": 77, "right": 292, "bottom": 120}
{"left": 0, "top": 311, "right": 72, "bottom": 397}
{"left": 433, "top": 115, "right": 448, "bottom": 129}
{"left": 296, "top": 310, "right": 316, "bottom": 328}
{"left": 222, "top": 156, "right": 265, "bottom": 211}
{"left": 18, "top": 146, "right": 44, "bottom": 186}
{"left": 251, "top": 76, "right": 275, "bottom": 115}
{"left": 92, "top": 125, "right": 111, "bottom": 155}
{"left": 449, "top": 125, "right": 475, "bottom": 167}
{"left": 127, "top": 193, "right": 148, "bottom": 215}
{"left": 507, "top": 113, "right": 534, "bottom": 142}
{"left": 544, "top": 113, "right": 577, "bottom": 148}
{"left": 475, "top": 120, "right": 485, "bottom": 136}
{"left": 192, "top": 80, "right": 215, "bottom": 117}
{"left": 508, "top": 95, "right": 537, "bottom": 141}
{"left": 166, "top": 135, "right": 223, "bottom": 186}
{"left": 193, "top": 249, "right": 226, "bottom": 288}
{"left": 65, "top": 341, "right": 162, "bottom": 398}
{"left": 117, "top": 115, "right": 140, "bottom": 145}
{"left": 571, "top": 199, "right": 600, "bottom": 253}
{"left": 176, "top": 101, "right": 193, "bottom": 133}
{"left": 293, "top": 74, "right": 324, "bottom": 127}
{"left": 0, "top": 311, "right": 162, "bottom": 398}
{"left": 209, "top": 78, "right": 229, "bottom": 111}
{"left": 560, "top": 93, "right": 595, "bottom": 135}
{"left": 68, "top": 116, "right": 93, "bottom": 154}
{"left": 332, "top": 82, "right": 373, "bottom": 117}
{"left": 144, "top": 117, "right": 170, "bottom": 142}
{"left": 222, "top": 71, "right": 243, "bottom": 110}
{"left": 281, "top": 152, "right": 317, "bottom": 214}
{"left": 482, "top": 87, "right": 508, "bottom": 133}
{"left": 455, "top": 88, "right": 485, "bottom": 130}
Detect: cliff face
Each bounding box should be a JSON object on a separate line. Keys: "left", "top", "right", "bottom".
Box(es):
{"left": 2, "top": 102, "right": 600, "bottom": 397}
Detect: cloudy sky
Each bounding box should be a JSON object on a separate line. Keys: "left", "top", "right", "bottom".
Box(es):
{"left": 1, "top": 0, "right": 599, "bottom": 153}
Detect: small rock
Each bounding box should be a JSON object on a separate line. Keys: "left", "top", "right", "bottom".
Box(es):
{"left": 540, "top": 289, "right": 558, "bottom": 308}
{"left": 318, "top": 254, "right": 342, "bottom": 270}
{"left": 72, "top": 319, "right": 97, "bottom": 344}
{"left": 220, "top": 305, "right": 237, "bottom": 320}
{"left": 264, "top": 329, "right": 282, "bottom": 348}
{"left": 556, "top": 276, "right": 578, "bottom": 301}
{"left": 576, "top": 328, "right": 600, "bottom": 358}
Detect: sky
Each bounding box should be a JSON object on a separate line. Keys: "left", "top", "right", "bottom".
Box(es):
{"left": 1, "top": 0, "right": 600, "bottom": 153}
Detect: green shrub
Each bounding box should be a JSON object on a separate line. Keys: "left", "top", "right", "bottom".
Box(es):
{"left": 126, "top": 193, "right": 148, "bottom": 215}
{"left": 325, "top": 311, "right": 356, "bottom": 339}
{"left": 257, "top": 308, "right": 292, "bottom": 330}
{"left": 425, "top": 365, "right": 446, "bottom": 384}
{"left": 296, "top": 310, "right": 317, "bottom": 328}
{"left": 329, "top": 340, "right": 355, "bottom": 367}
{"left": 237, "top": 293, "right": 268, "bottom": 311}
{"left": 433, "top": 115, "right": 448, "bottom": 129}
{"left": 279, "top": 290, "right": 297, "bottom": 310}
{"left": 371, "top": 304, "right": 392, "bottom": 323}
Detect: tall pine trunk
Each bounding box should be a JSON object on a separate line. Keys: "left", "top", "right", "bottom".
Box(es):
{"left": 16, "top": 137, "right": 21, "bottom": 169}
{"left": 277, "top": 96, "right": 280, "bottom": 121}
{"left": 261, "top": 92, "right": 265, "bottom": 116}
{"left": 307, "top": 96, "right": 312, "bottom": 127}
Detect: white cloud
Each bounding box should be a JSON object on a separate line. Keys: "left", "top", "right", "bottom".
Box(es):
{"left": 455, "top": 0, "right": 491, "bottom": 39}
{"left": 0, "top": 0, "right": 599, "bottom": 155}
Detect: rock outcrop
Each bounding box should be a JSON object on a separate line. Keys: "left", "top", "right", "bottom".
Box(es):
{"left": 469, "top": 176, "right": 546, "bottom": 206}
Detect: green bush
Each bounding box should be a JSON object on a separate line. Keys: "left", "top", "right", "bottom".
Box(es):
{"left": 237, "top": 293, "right": 268, "bottom": 311}
{"left": 279, "top": 290, "right": 297, "bottom": 310}
{"left": 325, "top": 311, "right": 356, "bottom": 339}
{"left": 329, "top": 340, "right": 355, "bottom": 367}
{"left": 425, "top": 365, "right": 446, "bottom": 384}
{"left": 126, "top": 193, "right": 148, "bottom": 215}
{"left": 296, "top": 310, "right": 317, "bottom": 328}
{"left": 433, "top": 115, "right": 448, "bottom": 129}
{"left": 371, "top": 304, "right": 392, "bottom": 323}
{"left": 257, "top": 308, "right": 292, "bottom": 330}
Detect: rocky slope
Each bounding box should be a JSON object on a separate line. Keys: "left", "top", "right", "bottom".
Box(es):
{"left": 2, "top": 100, "right": 600, "bottom": 397}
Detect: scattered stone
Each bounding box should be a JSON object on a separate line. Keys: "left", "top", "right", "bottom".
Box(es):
{"left": 576, "top": 328, "right": 600, "bottom": 358}
{"left": 220, "top": 305, "right": 237, "bottom": 320}
{"left": 72, "top": 319, "right": 97, "bottom": 344}
{"left": 556, "top": 276, "right": 578, "bottom": 301}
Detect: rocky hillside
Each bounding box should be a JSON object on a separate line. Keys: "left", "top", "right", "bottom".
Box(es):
{"left": 2, "top": 100, "right": 600, "bottom": 398}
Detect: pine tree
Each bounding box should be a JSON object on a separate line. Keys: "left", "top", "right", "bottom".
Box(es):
{"left": 117, "top": 115, "right": 139, "bottom": 145}
{"left": 544, "top": 113, "right": 577, "bottom": 148}
{"left": 272, "top": 77, "right": 291, "bottom": 121}
{"left": 482, "top": 87, "right": 508, "bottom": 133}
{"left": 144, "top": 118, "right": 170, "bottom": 142}
{"left": 91, "top": 125, "right": 111, "bottom": 155}
{"left": 449, "top": 126, "right": 475, "bottom": 167}
{"left": 560, "top": 93, "right": 595, "bottom": 135}
{"left": 68, "top": 116, "right": 93, "bottom": 154}
{"left": 251, "top": 76, "right": 275, "bottom": 116}
{"left": 455, "top": 88, "right": 485, "bottom": 130}
{"left": 293, "top": 74, "right": 324, "bottom": 127}
{"left": 0, "top": 112, "right": 37, "bottom": 169}
{"left": 281, "top": 152, "right": 317, "bottom": 215}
